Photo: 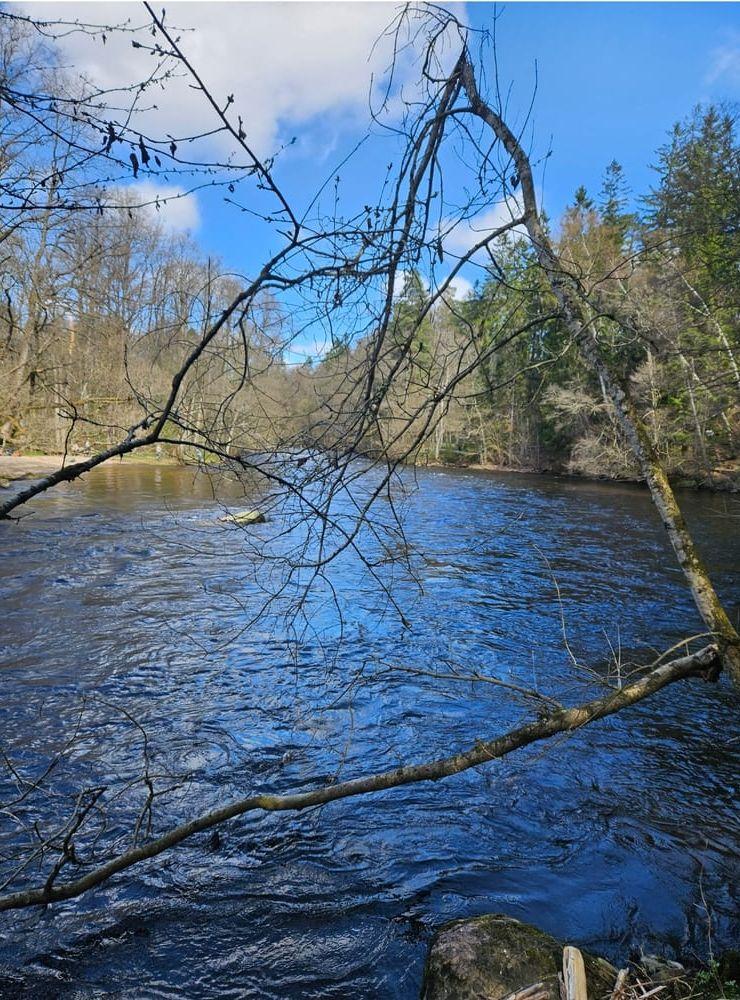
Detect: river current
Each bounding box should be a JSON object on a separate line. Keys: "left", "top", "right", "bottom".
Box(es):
{"left": 0, "top": 463, "right": 737, "bottom": 998}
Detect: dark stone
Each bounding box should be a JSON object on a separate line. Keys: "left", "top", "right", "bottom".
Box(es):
{"left": 719, "top": 951, "right": 740, "bottom": 992}
{"left": 638, "top": 955, "right": 691, "bottom": 999}
{"left": 421, "top": 914, "right": 617, "bottom": 1000}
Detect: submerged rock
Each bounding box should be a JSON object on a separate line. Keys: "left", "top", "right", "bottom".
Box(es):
{"left": 637, "top": 955, "right": 691, "bottom": 999}
{"left": 421, "top": 914, "right": 616, "bottom": 1000}
{"left": 219, "top": 509, "right": 266, "bottom": 525}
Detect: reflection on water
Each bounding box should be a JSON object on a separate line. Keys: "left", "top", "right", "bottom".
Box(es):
{"left": 0, "top": 462, "right": 738, "bottom": 998}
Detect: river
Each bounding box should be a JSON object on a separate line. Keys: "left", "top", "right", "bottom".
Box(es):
{"left": 0, "top": 462, "right": 738, "bottom": 998}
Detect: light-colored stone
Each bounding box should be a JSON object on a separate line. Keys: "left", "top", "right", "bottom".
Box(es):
{"left": 219, "top": 509, "right": 267, "bottom": 525}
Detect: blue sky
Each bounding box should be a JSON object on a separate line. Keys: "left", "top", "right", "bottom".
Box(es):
{"left": 465, "top": 3, "right": 740, "bottom": 215}
{"left": 35, "top": 0, "right": 739, "bottom": 305}
{"left": 183, "top": 2, "right": 739, "bottom": 279}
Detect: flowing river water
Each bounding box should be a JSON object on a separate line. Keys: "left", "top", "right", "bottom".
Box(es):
{"left": 0, "top": 463, "right": 738, "bottom": 998}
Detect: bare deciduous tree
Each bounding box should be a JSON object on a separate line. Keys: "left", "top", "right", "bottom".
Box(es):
{"left": 0, "top": 3, "right": 736, "bottom": 918}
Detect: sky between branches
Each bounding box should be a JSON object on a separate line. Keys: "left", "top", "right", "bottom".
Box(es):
{"left": 15, "top": 1, "right": 739, "bottom": 301}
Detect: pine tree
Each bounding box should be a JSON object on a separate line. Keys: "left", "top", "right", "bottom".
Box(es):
{"left": 644, "top": 103, "right": 740, "bottom": 307}
{"left": 599, "top": 160, "right": 634, "bottom": 242}
{"left": 573, "top": 185, "right": 594, "bottom": 211}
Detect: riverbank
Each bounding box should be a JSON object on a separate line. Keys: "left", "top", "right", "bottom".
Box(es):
{"left": 421, "top": 913, "right": 740, "bottom": 1000}
{"left": 2, "top": 451, "right": 738, "bottom": 494}
{"left": 0, "top": 450, "right": 180, "bottom": 488}
{"left": 420, "top": 457, "right": 740, "bottom": 493}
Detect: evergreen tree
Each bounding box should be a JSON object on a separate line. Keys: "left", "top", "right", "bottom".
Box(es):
{"left": 573, "top": 185, "right": 594, "bottom": 212}
{"left": 599, "top": 160, "right": 634, "bottom": 243}
{"left": 644, "top": 103, "right": 740, "bottom": 306}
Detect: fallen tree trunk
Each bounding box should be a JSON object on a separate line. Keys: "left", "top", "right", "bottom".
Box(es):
{"left": 0, "top": 644, "right": 720, "bottom": 912}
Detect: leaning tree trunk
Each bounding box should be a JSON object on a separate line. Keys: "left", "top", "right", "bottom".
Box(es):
{"left": 458, "top": 57, "right": 740, "bottom": 689}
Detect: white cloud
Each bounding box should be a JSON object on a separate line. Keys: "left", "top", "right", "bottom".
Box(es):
{"left": 443, "top": 198, "right": 524, "bottom": 257}
{"left": 283, "top": 334, "right": 329, "bottom": 365}
{"left": 447, "top": 274, "right": 474, "bottom": 300}
{"left": 706, "top": 33, "right": 740, "bottom": 87}
{"left": 392, "top": 270, "right": 407, "bottom": 300}
{"left": 117, "top": 181, "right": 200, "bottom": 233}
{"left": 18, "top": 2, "right": 430, "bottom": 157}
{"left": 392, "top": 269, "right": 430, "bottom": 299}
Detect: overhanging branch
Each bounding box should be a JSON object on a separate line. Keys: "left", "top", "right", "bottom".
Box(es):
{"left": 0, "top": 644, "right": 720, "bottom": 912}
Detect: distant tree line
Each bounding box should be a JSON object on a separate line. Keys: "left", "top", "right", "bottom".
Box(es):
{"left": 2, "top": 19, "right": 736, "bottom": 488}
{"left": 323, "top": 107, "right": 739, "bottom": 483}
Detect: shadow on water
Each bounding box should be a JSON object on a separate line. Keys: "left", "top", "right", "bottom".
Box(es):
{"left": 0, "top": 463, "right": 738, "bottom": 998}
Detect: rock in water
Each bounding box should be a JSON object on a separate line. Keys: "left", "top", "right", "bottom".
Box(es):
{"left": 421, "top": 914, "right": 616, "bottom": 1000}
{"left": 219, "top": 509, "right": 266, "bottom": 525}
{"left": 638, "top": 955, "right": 691, "bottom": 999}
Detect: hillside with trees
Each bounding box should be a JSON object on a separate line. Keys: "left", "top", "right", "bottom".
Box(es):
{"left": 2, "top": 15, "right": 736, "bottom": 488}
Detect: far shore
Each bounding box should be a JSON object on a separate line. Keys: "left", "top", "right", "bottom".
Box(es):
{"left": 0, "top": 450, "right": 180, "bottom": 488}
{"left": 1, "top": 450, "right": 737, "bottom": 493}
{"left": 420, "top": 457, "right": 739, "bottom": 493}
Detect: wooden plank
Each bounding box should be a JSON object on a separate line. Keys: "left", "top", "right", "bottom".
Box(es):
{"left": 563, "top": 946, "right": 588, "bottom": 1000}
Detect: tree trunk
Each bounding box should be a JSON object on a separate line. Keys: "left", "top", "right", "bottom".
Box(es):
{"left": 459, "top": 57, "right": 740, "bottom": 689}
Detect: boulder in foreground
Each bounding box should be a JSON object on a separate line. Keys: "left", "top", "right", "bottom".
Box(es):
{"left": 421, "top": 914, "right": 616, "bottom": 1000}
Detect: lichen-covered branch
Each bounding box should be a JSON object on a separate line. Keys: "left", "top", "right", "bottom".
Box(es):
{"left": 0, "top": 644, "right": 720, "bottom": 912}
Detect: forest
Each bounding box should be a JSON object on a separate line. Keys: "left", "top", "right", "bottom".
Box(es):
{"left": 1, "top": 9, "right": 737, "bottom": 487}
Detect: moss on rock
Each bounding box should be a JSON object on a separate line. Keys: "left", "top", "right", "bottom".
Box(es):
{"left": 421, "top": 914, "right": 616, "bottom": 1000}
{"left": 219, "top": 509, "right": 266, "bottom": 525}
